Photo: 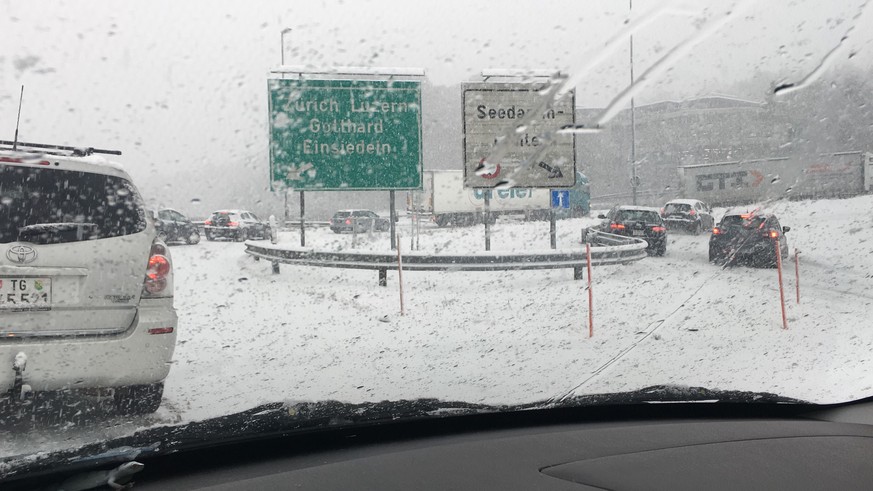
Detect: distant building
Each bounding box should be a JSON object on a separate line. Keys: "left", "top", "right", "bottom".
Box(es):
{"left": 576, "top": 95, "right": 791, "bottom": 205}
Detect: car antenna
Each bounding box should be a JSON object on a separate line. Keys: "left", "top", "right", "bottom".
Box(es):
{"left": 12, "top": 85, "right": 23, "bottom": 150}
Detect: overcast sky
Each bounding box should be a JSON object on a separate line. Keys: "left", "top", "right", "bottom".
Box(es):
{"left": 1, "top": 0, "right": 870, "bottom": 216}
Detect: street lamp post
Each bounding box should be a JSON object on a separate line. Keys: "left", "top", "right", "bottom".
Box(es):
{"left": 630, "top": 0, "right": 638, "bottom": 205}
{"left": 280, "top": 28, "right": 306, "bottom": 246}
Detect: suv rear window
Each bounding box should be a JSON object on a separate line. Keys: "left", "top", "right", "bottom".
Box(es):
{"left": 664, "top": 203, "right": 692, "bottom": 214}
{"left": 0, "top": 164, "right": 146, "bottom": 245}
{"left": 616, "top": 210, "right": 661, "bottom": 223}
{"left": 722, "top": 215, "right": 766, "bottom": 229}
{"left": 333, "top": 211, "right": 352, "bottom": 218}
{"left": 211, "top": 211, "right": 240, "bottom": 221}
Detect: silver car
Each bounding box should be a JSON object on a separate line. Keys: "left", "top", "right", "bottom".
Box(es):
{"left": 0, "top": 145, "right": 177, "bottom": 414}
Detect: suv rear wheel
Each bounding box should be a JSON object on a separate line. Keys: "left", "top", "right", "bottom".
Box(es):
{"left": 114, "top": 382, "right": 164, "bottom": 415}
{"left": 235, "top": 228, "right": 248, "bottom": 242}
{"left": 187, "top": 230, "right": 201, "bottom": 245}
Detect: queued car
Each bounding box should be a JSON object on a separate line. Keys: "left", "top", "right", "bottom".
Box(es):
{"left": 661, "top": 199, "right": 715, "bottom": 234}
{"left": 152, "top": 208, "right": 201, "bottom": 245}
{"left": 330, "top": 209, "right": 391, "bottom": 233}
{"left": 709, "top": 211, "right": 790, "bottom": 267}
{"left": 0, "top": 143, "right": 177, "bottom": 415}
{"left": 204, "top": 210, "right": 272, "bottom": 241}
{"left": 596, "top": 205, "right": 668, "bottom": 256}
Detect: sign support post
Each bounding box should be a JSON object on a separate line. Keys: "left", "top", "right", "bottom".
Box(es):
{"left": 550, "top": 208, "right": 557, "bottom": 249}
{"left": 299, "top": 191, "right": 305, "bottom": 247}
{"left": 396, "top": 233, "right": 405, "bottom": 316}
{"left": 390, "top": 191, "right": 397, "bottom": 250}
{"left": 484, "top": 194, "right": 492, "bottom": 251}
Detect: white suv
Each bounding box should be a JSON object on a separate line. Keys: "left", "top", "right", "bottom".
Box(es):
{"left": 0, "top": 144, "right": 177, "bottom": 414}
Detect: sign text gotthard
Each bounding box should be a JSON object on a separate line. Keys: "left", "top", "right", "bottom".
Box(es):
{"left": 285, "top": 96, "right": 410, "bottom": 157}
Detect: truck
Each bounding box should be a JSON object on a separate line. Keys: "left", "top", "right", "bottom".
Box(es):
{"left": 677, "top": 151, "right": 873, "bottom": 206}
{"left": 408, "top": 170, "right": 589, "bottom": 227}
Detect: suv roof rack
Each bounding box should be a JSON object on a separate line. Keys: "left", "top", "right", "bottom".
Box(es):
{"left": 0, "top": 140, "right": 121, "bottom": 157}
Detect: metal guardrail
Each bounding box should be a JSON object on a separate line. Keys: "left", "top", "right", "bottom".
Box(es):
{"left": 244, "top": 231, "right": 648, "bottom": 285}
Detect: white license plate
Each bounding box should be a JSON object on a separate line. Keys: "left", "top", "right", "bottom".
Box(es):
{"left": 0, "top": 277, "right": 52, "bottom": 310}
{"left": 632, "top": 230, "right": 645, "bottom": 236}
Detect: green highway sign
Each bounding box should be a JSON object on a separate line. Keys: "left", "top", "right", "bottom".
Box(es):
{"left": 269, "top": 79, "right": 422, "bottom": 190}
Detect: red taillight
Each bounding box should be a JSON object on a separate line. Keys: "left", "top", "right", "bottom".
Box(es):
{"left": 148, "top": 255, "right": 170, "bottom": 278}
{"left": 204, "top": 219, "right": 213, "bottom": 225}
{"left": 228, "top": 221, "right": 239, "bottom": 226}
{"left": 610, "top": 223, "right": 625, "bottom": 230}
{"left": 769, "top": 230, "right": 779, "bottom": 238}
{"left": 144, "top": 242, "right": 172, "bottom": 295}
{"left": 147, "top": 327, "right": 175, "bottom": 335}
{"left": 651, "top": 226, "right": 666, "bottom": 232}
{"left": 712, "top": 227, "right": 721, "bottom": 235}
{"left": 345, "top": 219, "right": 352, "bottom": 225}
{"left": 689, "top": 209, "right": 696, "bottom": 216}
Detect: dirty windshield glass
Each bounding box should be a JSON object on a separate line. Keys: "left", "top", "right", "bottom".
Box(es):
{"left": 2, "top": 0, "right": 873, "bottom": 480}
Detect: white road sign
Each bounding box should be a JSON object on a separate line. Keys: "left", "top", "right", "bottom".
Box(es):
{"left": 462, "top": 82, "right": 576, "bottom": 188}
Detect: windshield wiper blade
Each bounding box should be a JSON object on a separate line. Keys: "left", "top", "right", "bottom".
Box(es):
{"left": 0, "top": 399, "right": 502, "bottom": 482}
{"left": 550, "top": 385, "right": 808, "bottom": 407}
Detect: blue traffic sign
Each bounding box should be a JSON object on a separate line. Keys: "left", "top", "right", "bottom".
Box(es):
{"left": 551, "top": 190, "right": 570, "bottom": 209}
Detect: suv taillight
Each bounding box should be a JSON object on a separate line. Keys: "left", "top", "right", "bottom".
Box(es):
{"left": 144, "top": 240, "right": 173, "bottom": 296}
{"left": 712, "top": 227, "right": 721, "bottom": 235}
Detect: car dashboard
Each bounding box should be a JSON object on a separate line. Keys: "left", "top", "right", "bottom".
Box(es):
{"left": 24, "top": 399, "right": 867, "bottom": 490}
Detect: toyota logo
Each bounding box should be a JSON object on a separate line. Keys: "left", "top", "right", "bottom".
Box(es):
{"left": 6, "top": 245, "right": 37, "bottom": 264}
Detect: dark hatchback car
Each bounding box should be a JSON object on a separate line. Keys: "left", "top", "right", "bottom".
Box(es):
{"left": 330, "top": 209, "right": 391, "bottom": 233}
{"left": 153, "top": 208, "right": 200, "bottom": 245}
{"left": 597, "top": 206, "right": 667, "bottom": 256}
{"left": 661, "top": 199, "right": 715, "bottom": 235}
{"left": 204, "top": 210, "right": 271, "bottom": 241}
{"left": 709, "top": 212, "right": 790, "bottom": 267}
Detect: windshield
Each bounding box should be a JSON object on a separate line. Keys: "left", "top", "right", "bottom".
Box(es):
{"left": 4, "top": 0, "right": 873, "bottom": 479}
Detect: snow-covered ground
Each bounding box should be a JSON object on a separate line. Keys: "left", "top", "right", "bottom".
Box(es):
{"left": 3, "top": 196, "right": 873, "bottom": 459}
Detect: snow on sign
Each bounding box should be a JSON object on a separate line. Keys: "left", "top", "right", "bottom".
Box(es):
{"left": 463, "top": 82, "right": 575, "bottom": 189}
{"left": 268, "top": 79, "right": 422, "bottom": 191}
